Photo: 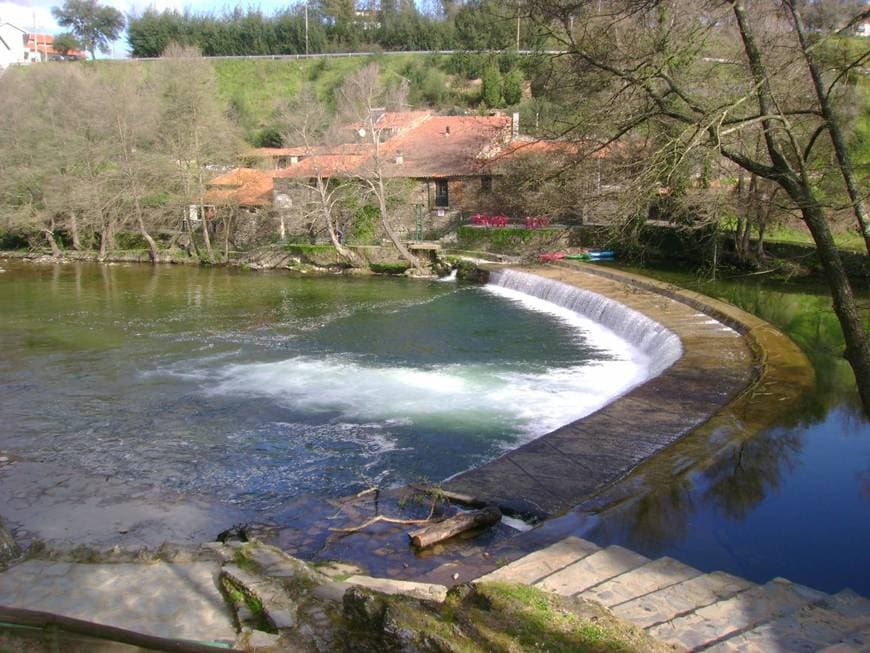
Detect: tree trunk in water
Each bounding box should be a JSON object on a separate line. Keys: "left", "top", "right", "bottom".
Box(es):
{"left": 408, "top": 506, "right": 502, "bottom": 549}
{"left": 98, "top": 216, "right": 114, "bottom": 261}
{"left": 43, "top": 228, "right": 61, "bottom": 258}
{"left": 69, "top": 211, "right": 81, "bottom": 251}
{"left": 106, "top": 219, "right": 116, "bottom": 252}
{"left": 755, "top": 220, "right": 766, "bottom": 259}
{"left": 786, "top": 1, "right": 870, "bottom": 256}
{"left": 201, "top": 209, "right": 214, "bottom": 262}
{"left": 185, "top": 213, "right": 200, "bottom": 258}
{"left": 730, "top": 0, "right": 870, "bottom": 416}
{"left": 99, "top": 230, "right": 108, "bottom": 261}
{"left": 224, "top": 213, "right": 232, "bottom": 262}
{"left": 137, "top": 214, "right": 159, "bottom": 264}
{"left": 801, "top": 195, "right": 870, "bottom": 415}
{"left": 376, "top": 178, "right": 423, "bottom": 272}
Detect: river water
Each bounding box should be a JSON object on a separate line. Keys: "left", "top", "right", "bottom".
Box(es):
{"left": 0, "top": 260, "right": 646, "bottom": 521}
{"left": 1, "top": 260, "right": 867, "bottom": 595}
{"left": 581, "top": 267, "right": 870, "bottom": 595}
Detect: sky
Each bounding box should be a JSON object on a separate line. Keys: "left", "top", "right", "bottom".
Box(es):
{"left": 0, "top": 0, "right": 302, "bottom": 55}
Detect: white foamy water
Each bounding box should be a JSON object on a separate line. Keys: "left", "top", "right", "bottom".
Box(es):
{"left": 203, "top": 281, "right": 654, "bottom": 444}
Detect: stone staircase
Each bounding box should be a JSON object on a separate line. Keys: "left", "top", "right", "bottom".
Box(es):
{"left": 476, "top": 536, "right": 870, "bottom": 652}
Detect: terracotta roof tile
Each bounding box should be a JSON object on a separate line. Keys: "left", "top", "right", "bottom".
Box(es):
{"left": 379, "top": 115, "right": 511, "bottom": 178}
{"left": 206, "top": 168, "right": 275, "bottom": 206}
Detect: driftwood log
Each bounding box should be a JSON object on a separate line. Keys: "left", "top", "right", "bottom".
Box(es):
{"left": 409, "top": 506, "right": 502, "bottom": 549}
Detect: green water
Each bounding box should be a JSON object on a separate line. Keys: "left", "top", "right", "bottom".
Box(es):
{"left": 0, "top": 260, "right": 640, "bottom": 515}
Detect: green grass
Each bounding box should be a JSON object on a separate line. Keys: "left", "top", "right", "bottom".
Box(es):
{"left": 764, "top": 225, "right": 866, "bottom": 251}
{"left": 211, "top": 54, "right": 443, "bottom": 137}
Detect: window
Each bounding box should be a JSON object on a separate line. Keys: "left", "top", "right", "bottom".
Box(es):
{"left": 434, "top": 179, "right": 449, "bottom": 207}
{"left": 481, "top": 176, "right": 493, "bottom": 193}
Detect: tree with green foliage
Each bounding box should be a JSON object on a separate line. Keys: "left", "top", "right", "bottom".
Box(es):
{"left": 51, "top": 0, "right": 124, "bottom": 60}
{"left": 52, "top": 32, "right": 81, "bottom": 55}
{"left": 481, "top": 61, "right": 503, "bottom": 107}
{"left": 502, "top": 68, "right": 524, "bottom": 105}
{"left": 521, "top": 0, "right": 870, "bottom": 416}
{"left": 455, "top": 0, "right": 516, "bottom": 50}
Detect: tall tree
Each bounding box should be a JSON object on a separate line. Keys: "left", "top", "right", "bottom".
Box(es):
{"left": 280, "top": 85, "right": 360, "bottom": 264}
{"left": 521, "top": 0, "right": 870, "bottom": 414}
{"left": 335, "top": 63, "right": 424, "bottom": 272}
{"left": 52, "top": 0, "right": 125, "bottom": 61}
{"left": 783, "top": 0, "right": 870, "bottom": 255}
{"left": 157, "top": 43, "right": 242, "bottom": 262}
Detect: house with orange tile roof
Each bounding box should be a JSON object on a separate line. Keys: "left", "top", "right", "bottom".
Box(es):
{"left": 206, "top": 109, "right": 597, "bottom": 242}
{"left": 25, "top": 33, "right": 88, "bottom": 62}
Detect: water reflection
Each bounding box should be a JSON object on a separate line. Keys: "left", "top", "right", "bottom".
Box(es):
{"left": 701, "top": 427, "right": 803, "bottom": 521}
{"left": 579, "top": 267, "right": 870, "bottom": 594}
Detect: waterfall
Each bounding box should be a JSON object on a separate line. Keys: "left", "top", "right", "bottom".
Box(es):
{"left": 488, "top": 269, "right": 683, "bottom": 377}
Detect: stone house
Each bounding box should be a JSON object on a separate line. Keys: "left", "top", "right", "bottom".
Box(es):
{"left": 205, "top": 110, "right": 595, "bottom": 242}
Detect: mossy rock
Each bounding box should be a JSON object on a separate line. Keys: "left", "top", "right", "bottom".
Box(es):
{"left": 339, "top": 581, "right": 672, "bottom": 653}
{"left": 369, "top": 262, "right": 411, "bottom": 275}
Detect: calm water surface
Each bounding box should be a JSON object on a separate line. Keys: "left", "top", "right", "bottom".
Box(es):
{"left": 0, "top": 260, "right": 642, "bottom": 515}
{"left": 583, "top": 267, "right": 870, "bottom": 595}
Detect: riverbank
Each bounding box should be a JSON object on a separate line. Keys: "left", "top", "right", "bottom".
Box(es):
{"left": 0, "top": 242, "right": 448, "bottom": 277}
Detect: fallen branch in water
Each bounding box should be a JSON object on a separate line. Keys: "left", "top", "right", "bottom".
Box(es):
{"left": 328, "top": 497, "right": 439, "bottom": 534}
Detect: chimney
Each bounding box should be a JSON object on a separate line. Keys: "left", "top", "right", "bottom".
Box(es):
{"left": 512, "top": 112, "right": 520, "bottom": 140}
{"left": 444, "top": 125, "right": 450, "bottom": 137}
{"left": 395, "top": 151, "right": 404, "bottom": 165}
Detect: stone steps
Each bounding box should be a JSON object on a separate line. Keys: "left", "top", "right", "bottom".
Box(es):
{"left": 473, "top": 536, "right": 869, "bottom": 652}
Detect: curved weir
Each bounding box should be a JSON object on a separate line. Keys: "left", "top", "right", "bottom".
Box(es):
{"left": 488, "top": 269, "right": 683, "bottom": 377}
{"left": 445, "top": 264, "right": 761, "bottom": 519}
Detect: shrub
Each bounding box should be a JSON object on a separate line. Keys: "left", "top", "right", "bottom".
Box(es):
{"left": 481, "top": 62, "right": 503, "bottom": 108}
{"left": 502, "top": 68, "right": 524, "bottom": 106}
{"left": 369, "top": 262, "right": 410, "bottom": 274}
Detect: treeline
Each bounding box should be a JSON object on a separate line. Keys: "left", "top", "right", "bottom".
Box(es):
{"left": 0, "top": 46, "right": 241, "bottom": 263}
{"left": 127, "top": 1, "right": 544, "bottom": 58}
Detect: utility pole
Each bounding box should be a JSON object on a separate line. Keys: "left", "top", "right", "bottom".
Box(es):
{"left": 516, "top": 15, "right": 520, "bottom": 50}
{"left": 305, "top": 1, "right": 309, "bottom": 55}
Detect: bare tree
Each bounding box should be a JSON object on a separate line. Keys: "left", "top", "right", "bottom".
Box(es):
{"left": 335, "top": 63, "right": 424, "bottom": 272}
{"left": 157, "top": 43, "right": 242, "bottom": 263}
{"left": 280, "top": 85, "right": 361, "bottom": 264}
{"left": 102, "top": 64, "right": 168, "bottom": 263}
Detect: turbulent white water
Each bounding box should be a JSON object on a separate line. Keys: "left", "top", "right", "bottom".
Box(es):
{"left": 205, "top": 271, "right": 670, "bottom": 444}
{"left": 488, "top": 269, "right": 683, "bottom": 376}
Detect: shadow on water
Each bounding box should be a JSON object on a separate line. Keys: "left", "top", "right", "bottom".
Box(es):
{"left": 569, "top": 266, "right": 870, "bottom": 595}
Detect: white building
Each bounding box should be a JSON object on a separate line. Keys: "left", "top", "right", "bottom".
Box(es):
{"left": 0, "top": 22, "right": 29, "bottom": 69}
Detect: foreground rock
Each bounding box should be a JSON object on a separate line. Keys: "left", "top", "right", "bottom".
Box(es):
{"left": 0, "top": 539, "right": 673, "bottom": 652}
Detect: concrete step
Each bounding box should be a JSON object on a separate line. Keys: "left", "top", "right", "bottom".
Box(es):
{"left": 534, "top": 545, "right": 650, "bottom": 597}
{"left": 580, "top": 556, "right": 703, "bottom": 608}
{"left": 476, "top": 536, "right": 600, "bottom": 585}
{"left": 613, "top": 571, "right": 754, "bottom": 629}
{"left": 649, "top": 577, "right": 827, "bottom": 651}
{"left": 344, "top": 575, "right": 448, "bottom": 602}
{"left": 704, "top": 600, "right": 866, "bottom": 653}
